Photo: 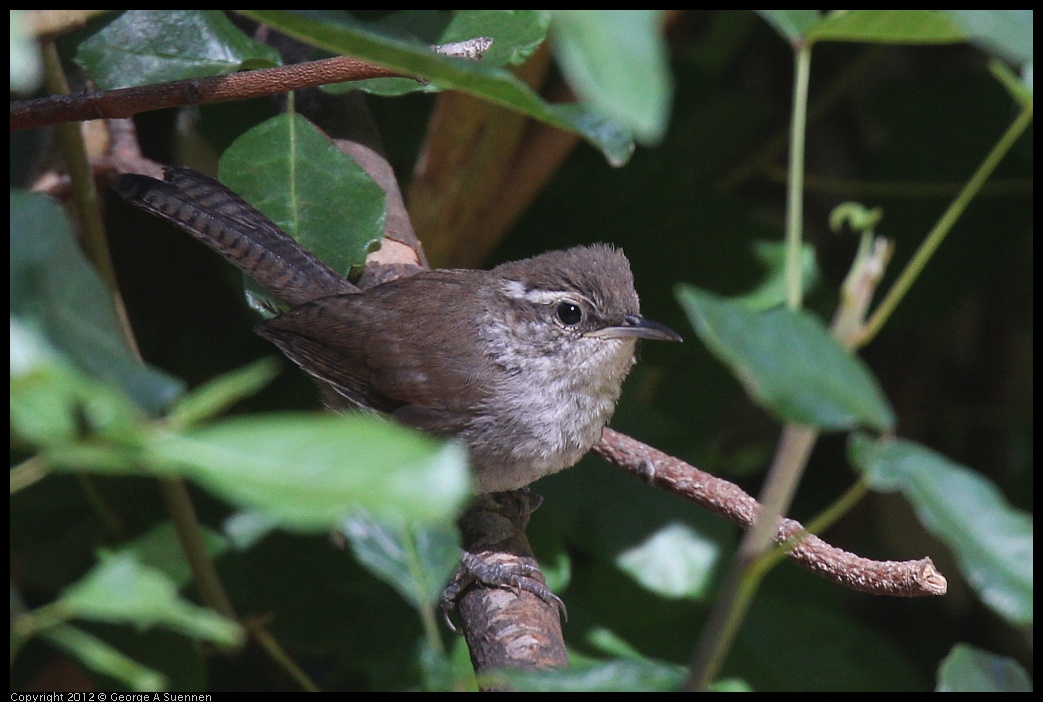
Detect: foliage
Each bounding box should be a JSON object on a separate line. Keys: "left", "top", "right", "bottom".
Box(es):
{"left": 10, "top": 9, "right": 1032, "bottom": 692}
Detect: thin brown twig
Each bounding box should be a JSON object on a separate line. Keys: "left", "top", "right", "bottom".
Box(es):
{"left": 10, "top": 55, "right": 411, "bottom": 132}
{"left": 592, "top": 428, "right": 947, "bottom": 598}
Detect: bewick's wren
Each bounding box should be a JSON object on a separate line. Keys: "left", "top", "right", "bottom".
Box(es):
{"left": 114, "top": 167, "right": 681, "bottom": 493}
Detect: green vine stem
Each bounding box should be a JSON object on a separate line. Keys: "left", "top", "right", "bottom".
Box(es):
{"left": 857, "top": 102, "right": 1033, "bottom": 348}
{"left": 784, "top": 44, "right": 812, "bottom": 310}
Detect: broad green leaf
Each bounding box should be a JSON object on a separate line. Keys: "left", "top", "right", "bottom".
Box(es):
{"left": 58, "top": 553, "right": 243, "bottom": 645}
{"left": 145, "top": 413, "right": 471, "bottom": 529}
{"left": 240, "top": 10, "right": 635, "bottom": 166}
{"left": 70, "top": 9, "right": 280, "bottom": 90}
{"left": 936, "top": 644, "right": 1032, "bottom": 692}
{"left": 493, "top": 658, "right": 686, "bottom": 692}
{"left": 849, "top": 433, "right": 1033, "bottom": 626}
{"left": 443, "top": 10, "right": 549, "bottom": 66}
{"left": 220, "top": 113, "right": 386, "bottom": 280}
{"left": 166, "top": 357, "right": 281, "bottom": 428}
{"left": 755, "top": 10, "right": 823, "bottom": 45}
{"left": 549, "top": 10, "right": 672, "bottom": 145}
{"left": 807, "top": 10, "right": 965, "bottom": 45}
{"left": 331, "top": 10, "right": 550, "bottom": 95}
{"left": 10, "top": 191, "right": 183, "bottom": 416}
{"left": 43, "top": 624, "right": 166, "bottom": 692}
{"left": 616, "top": 522, "right": 719, "bottom": 599}
{"left": 942, "top": 10, "right": 1033, "bottom": 66}
{"left": 676, "top": 286, "right": 895, "bottom": 431}
{"left": 340, "top": 514, "right": 461, "bottom": 608}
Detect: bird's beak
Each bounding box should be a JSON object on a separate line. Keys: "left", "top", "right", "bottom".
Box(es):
{"left": 585, "top": 314, "right": 683, "bottom": 342}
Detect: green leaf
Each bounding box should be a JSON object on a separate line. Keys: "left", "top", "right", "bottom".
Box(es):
{"left": 849, "top": 433, "right": 1033, "bottom": 626}
{"left": 69, "top": 9, "right": 280, "bottom": 90}
{"left": 942, "top": 10, "right": 1033, "bottom": 66}
{"left": 117, "top": 523, "right": 229, "bottom": 589}
{"left": 10, "top": 320, "right": 146, "bottom": 451}
{"left": 806, "top": 10, "right": 966, "bottom": 45}
{"left": 10, "top": 191, "right": 183, "bottom": 416}
{"left": 239, "top": 10, "right": 635, "bottom": 166}
{"left": 492, "top": 658, "right": 686, "bottom": 692}
{"left": 755, "top": 10, "right": 823, "bottom": 45}
{"left": 936, "top": 644, "right": 1033, "bottom": 692}
{"left": 676, "top": 286, "right": 895, "bottom": 431}
{"left": 10, "top": 9, "right": 43, "bottom": 94}
{"left": 42, "top": 624, "right": 167, "bottom": 692}
{"left": 313, "top": 10, "right": 550, "bottom": 96}
{"left": 166, "top": 357, "right": 281, "bottom": 428}
{"left": 43, "top": 442, "right": 141, "bottom": 475}
{"left": 144, "top": 413, "right": 471, "bottom": 530}
{"left": 341, "top": 514, "right": 461, "bottom": 608}
{"left": 615, "top": 522, "right": 719, "bottom": 599}
{"left": 549, "top": 10, "right": 672, "bottom": 145}
{"left": 443, "top": 10, "right": 549, "bottom": 66}
{"left": 738, "top": 241, "right": 819, "bottom": 311}
{"left": 58, "top": 553, "right": 243, "bottom": 645}
{"left": 220, "top": 113, "right": 387, "bottom": 280}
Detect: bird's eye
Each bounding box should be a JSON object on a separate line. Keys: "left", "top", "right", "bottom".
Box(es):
{"left": 555, "top": 301, "right": 584, "bottom": 326}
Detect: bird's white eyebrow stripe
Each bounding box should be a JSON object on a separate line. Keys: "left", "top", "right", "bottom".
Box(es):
{"left": 499, "top": 280, "right": 590, "bottom": 306}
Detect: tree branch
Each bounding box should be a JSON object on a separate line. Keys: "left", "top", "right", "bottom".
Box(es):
{"left": 11, "top": 55, "right": 410, "bottom": 132}
{"left": 592, "top": 428, "right": 947, "bottom": 597}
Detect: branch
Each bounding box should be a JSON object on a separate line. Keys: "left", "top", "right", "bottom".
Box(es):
{"left": 592, "top": 428, "right": 947, "bottom": 598}
{"left": 11, "top": 55, "right": 411, "bottom": 132}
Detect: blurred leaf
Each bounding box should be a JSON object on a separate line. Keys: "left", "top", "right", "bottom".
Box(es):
{"left": 942, "top": 10, "right": 1033, "bottom": 66}
{"left": 42, "top": 624, "right": 167, "bottom": 692}
{"left": 144, "top": 413, "right": 471, "bottom": 530}
{"left": 616, "top": 521, "right": 720, "bottom": 599}
{"left": 754, "top": 10, "right": 823, "bottom": 45}
{"left": 738, "top": 241, "right": 819, "bottom": 311}
{"left": 10, "top": 319, "right": 145, "bottom": 449}
{"left": 240, "top": 10, "right": 635, "bottom": 166}
{"left": 341, "top": 514, "right": 461, "bottom": 609}
{"left": 936, "top": 644, "right": 1032, "bottom": 692}
{"left": 676, "top": 286, "right": 895, "bottom": 431}
{"left": 220, "top": 113, "right": 386, "bottom": 281}
{"left": 808, "top": 10, "right": 965, "bottom": 45}
{"left": 70, "top": 9, "right": 280, "bottom": 90}
{"left": 849, "top": 433, "right": 1033, "bottom": 626}
{"left": 42, "top": 442, "right": 141, "bottom": 475}
{"left": 221, "top": 510, "right": 280, "bottom": 550}
{"left": 117, "top": 522, "right": 229, "bottom": 588}
{"left": 166, "top": 357, "right": 281, "bottom": 428}
{"left": 10, "top": 191, "right": 183, "bottom": 416}
{"left": 10, "top": 9, "right": 43, "bottom": 94}
{"left": 10, "top": 320, "right": 89, "bottom": 446}
{"left": 493, "top": 657, "right": 686, "bottom": 692}
{"left": 59, "top": 552, "right": 243, "bottom": 645}
{"left": 549, "top": 10, "right": 672, "bottom": 145}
